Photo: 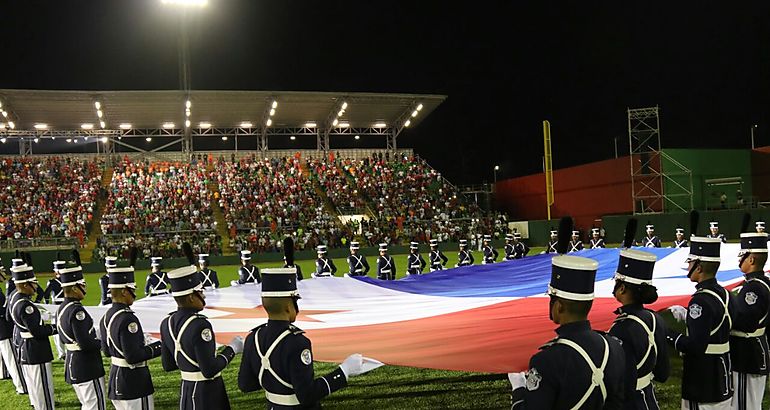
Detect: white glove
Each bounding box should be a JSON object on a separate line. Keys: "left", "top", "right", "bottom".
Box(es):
{"left": 144, "top": 332, "right": 156, "bottom": 345}
{"left": 343, "top": 273, "right": 351, "bottom": 278}
{"left": 669, "top": 305, "right": 687, "bottom": 322}
{"left": 228, "top": 335, "right": 244, "bottom": 354}
{"left": 508, "top": 372, "right": 526, "bottom": 390}
{"left": 339, "top": 353, "right": 364, "bottom": 378}
{"left": 230, "top": 280, "right": 239, "bottom": 287}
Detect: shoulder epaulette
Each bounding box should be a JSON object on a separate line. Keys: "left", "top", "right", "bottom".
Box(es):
{"left": 538, "top": 337, "right": 559, "bottom": 350}
{"left": 288, "top": 324, "right": 305, "bottom": 335}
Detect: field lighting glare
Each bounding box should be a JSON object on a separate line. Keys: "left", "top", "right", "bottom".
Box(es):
{"left": 161, "top": 0, "right": 208, "bottom": 6}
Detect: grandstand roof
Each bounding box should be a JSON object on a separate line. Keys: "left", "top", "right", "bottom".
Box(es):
{"left": 0, "top": 89, "right": 446, "bottom": 132}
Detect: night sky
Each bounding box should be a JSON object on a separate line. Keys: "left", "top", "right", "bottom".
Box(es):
{"left": 0, "top": 1, "right": 768, "bottom": 185}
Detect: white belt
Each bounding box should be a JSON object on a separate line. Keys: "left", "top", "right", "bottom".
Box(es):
{"left": 380, "top": 269, "right": 391, "bottom": 273}
{"left": 705, "top": 342, "right": 730, "bottom": 354}
{"left": 180, "top": 370, "right": 221, "bottom": 382}
{"left": 20, "top": 332, "right": 33, "bottom": 339}
{"left": 150, "top": 289, "right": 169, "bottom": 295}
{"left": 636, "top": 372, "right": 653, "bottom": 390}
{"left": 65, "top": 343, "right": 81, "bottom": 351}
{"left": 111, "top": 357, "right": 146, "bottom": 368}
{"left": 731, "top": 327, "right": 766, "bottom": 338}
{"left": 52, "top": 298, "right": 65, "bottom": 304}
{"left": 265, "top": 391, "right": 301, "bottom": 406}
{"left": 353, "top": 269, "right": 362, "bottom": 273}
{"left": 410, "top": 265, "right": 421, "bottom": 269}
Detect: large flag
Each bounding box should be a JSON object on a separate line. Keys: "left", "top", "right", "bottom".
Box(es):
{"left": 74, "top": 245, "right": 748, "bottom": 373}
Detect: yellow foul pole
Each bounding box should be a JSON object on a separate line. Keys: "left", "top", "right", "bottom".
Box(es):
{"left": 543, "top": 120, "right": 554, "bottom": 220}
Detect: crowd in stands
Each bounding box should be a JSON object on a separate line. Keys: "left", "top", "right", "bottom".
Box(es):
{"left": 0, "top": 156, "right": 103, "bottom": 245}
{"left": 308, "top": 158, "right": 368, "bottom": 212}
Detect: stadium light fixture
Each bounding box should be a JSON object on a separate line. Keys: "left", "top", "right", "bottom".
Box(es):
{"left": 404, "top": 119, "right": 411, "bottom": 127}
{"left": 240, "top": 121, "right": 253, "bottom": 128}
{"left": 101, "top": 137, "right": 108, "bottom": 143}
{"left": 341, "top": 101, "right": 348, "bottom": 110}
{"left": 338, "top": 122, "right": 349, "bottom": 128}
{"left": 411, "top": 110, "right": 418, "bottom": 117}
{"left": 186, "top": 100, "right": 192, "bottom": 109}
{"left": 100, "top": 121, "right": 106, "bottom": 129}
{"left": 1, "top": 111, "right": 8, "bottom": 118}
{"left": 0, "top": 101, "right": 3, "bottom": 108}
{"left": 269, "top": 108, "right": 276, "bottom": 116}
{"left": 185, "top": 119, "right": 191, "bottom": 128}
{"left": 495, "top": 165, "right": 500, "bottom": 171}
{"left": 84, "top": 136, "right": 89, "bottom": 141}
{"left": 354, "top": 135, "right": 360, "bottom": 140}
{"left": 271, "top": 100, "right": 278, "bottom": 109}
{"left": 119, "top": 123, "right": 132, "bottom": 130}
{"left": 373, "top": 122, "right": 387, "bottom": 128}
{"left": 94, "top": 101, "right": 101, "bottom": 110}
{"left": 66, "top": 138, "right": 72, "bottom": 143}
{"left": 332, "top": 118, "right": 339, "bottom": 126}
{"left": 161, "top": 0, "right": 208, "bottom": 6}
{"left": 162, "top": 122, "right": 175, "bottom": 129}
{"left": 146, "top": 137, "right": 153, "bottom": 142}
{"left": 81, "top": 123, "right": 94, "bottom": 130}
{"left": 305, "top": 122, "right": 317, "bottom": 128}
{"left": 0, "top": 138, "right": 5, "bottom": 143}
{"left": 221, "top": 136, "right": 228, "bottom": 141}
{"left": 266, "top": 118, "right": 272, "bottom": 127}
{"left": 97, "top": 110, "right": 103, "bottom": 118}
{"left": 34, "top": 123, "right": 48, "bottom": 130}
{"left": 8, "top": 121, "right": 15, "bottom": 129}
{"left": 290, "top": 135, "right": 296, "bottom": 140}
{"left": 0, "top": 123, "right": 4, "bottom": 130}
{"left": 337, "top": 109, "right": 345, "bottom": 117}
{"left": 416, "top": 103, "right": 424, "bottom": 111}
{"left": 33, "top": 138, "right": 39, "bottom": 143}
{"left": 199, "top": 122, "right": 211, "bottom": 128}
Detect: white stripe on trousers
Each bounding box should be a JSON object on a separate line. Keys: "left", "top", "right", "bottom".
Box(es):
{"left": 682, "top": 398, "right": 732, "bottom": 409}
{"left": 113, "top": 395, "right": 155, "bottom": 410}
{"left": 731, "top": 372, "right": 766, "bottom": 410}
{"left": 22, "top": 362, "right": 55, "bottom": 410}
{"left": 72, "top": 376, "right": 107, "bottom": 410}
{"left": 0, "top": 338, "right": 26, "bottom": 393}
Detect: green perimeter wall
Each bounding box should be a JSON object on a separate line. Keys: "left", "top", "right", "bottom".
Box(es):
{"left": 662, "top": 149, "right": 753, "bottom": 211}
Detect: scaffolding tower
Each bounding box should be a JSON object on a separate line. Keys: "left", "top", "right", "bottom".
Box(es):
{"left": 628, "top": 106, "right": 693, "bottom": 214}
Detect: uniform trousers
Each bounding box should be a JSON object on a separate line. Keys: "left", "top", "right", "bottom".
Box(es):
{"left": 72, "top": 376, "right": 107, "bottom": 410}
{"left": 0, "top": 338, "right": 26, "bottom": 393}
{"left": 682, "top": 398, "right": 731, "bottom": 410}
{"left": 731, "top": 372, "right": 766, "bottom": 410}
{"left": 113, "top": 394, "right": 155, "bottom": 410}
{"left": 22, "top": 362, "right": 55, "bottom": 410}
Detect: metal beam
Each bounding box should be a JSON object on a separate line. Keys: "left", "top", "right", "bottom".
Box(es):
{"left": 320, "top": 98, "right": 348, "bottom": 151}
{"left": 390, "top": 101, "right": 422, "bottom": 151}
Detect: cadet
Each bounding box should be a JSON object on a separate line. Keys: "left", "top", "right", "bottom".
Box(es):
{"left": 756, "top": 221, "right": 765, "bottom": 234}
{"left": 512, "top": 233, "right": 530, "bottom": 259}
{"left": 283, "top": 241, "right": 304, "bottom": 281}
{"left": 238, "top": 242, "right": 370, "bottom": 407}
{"left": 456, "top": 240, "right": 474, "bottom": 267}
{"left": 160, "top": 244, "right": 244, "bottom": 409}
{"left": 609, "top": 249, "right": 670, "bottom": 410}
{"left": 568, "top": 231, "right": 584, "bottom": 253}
{"left": 504, "top": 234, "right": 516, "bottom": 260}
{"left": 100, "top": 256, "right": 117, "bottom": 306}
{"left": 198, "top": 254, "right": 220, "bottom": 289}
{"left": 56, "top": 253, "right": 106, "bottom": 410}
{"left": 589, "top": 228, "right": 606, "bottom": 249}
{"left": 728, "top": 231, "right": 769, "bottom": 409}
{"left": 407, "top": 242, "right": 427, "bottom": 275}
{"left": 666, "top": 236, "right": 734, "bottom": 408}
{"left": 545, "top": 230, "right": 558, "bottom": 254}
{"left": 673, "top": 228, "right": 689, "bottom": 248}
{"left": 707, "top": 221, "right": 727, "bottom": 243}
{"left": 144, "top": 257, "right": 169, "bottom": 297}
{"left": 0, "top": 259, "right": 25, "bottom": 395}
{"left": 43, "top": 260, "right": 65, "bottom": 305}
{"left": 236, "top": 251, "right": 260, "bottom": 285}
{"left": 376, "top": 243, "right": 396, "bottom": 280}
{"left": 508, "top": 255, "right": 625, "bottom": 408}
{"left": 346, "top": 241, "right": 370, "bottom": 277}
{"left": 9, "top": 262, "right": 56, "bottom": 409}
{"left": 428, "top": 239, "right": 448, "bottom": 271}
{"left": 640, "top": 225, "right": 661, "bottom": 248}
{"left": 482, "top": 235, "right": 499, "bottom": 264}
{"left": 100, "top": 262, "right": 163, "bottom": 409}
{"left": 312, "top": 245, "right": 337, "bottom": 278}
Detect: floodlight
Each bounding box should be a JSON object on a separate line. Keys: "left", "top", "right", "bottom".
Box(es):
{"left": 0, "top": 138, "right": 5, "bottom": 143}
{"left": 411, "top": 110, "right": 418, "bottom": 117}
{"left": 341, "top": 102, "right": 348, "bottom": 110}
{"left": 34, "top": 123, "right": 48, "bottom": 130}
{"left": 221, "top": 136, "right": 228, "bottom": 141}
{"left": 119, "top": 123, "right": 132, "bottom": 130}
{"left": 338, "top": 122, "right": 349, "bottom": 128}
{"left": 66, "top": 138, "right": 72, "bottom": 143}
{"left": 271, "top": 100, "right": 278, "bottom": 109}
{"left": 161, "top": 0, "right": 208, "bottom": 6}
{"left": 269, "top": 108, "right": 275, "bottom": 116}
{"left": 266, "top": 118, "right": 272, "bottom": 127}
{"left": 332, "top": 118, "right": 339, "bottom": 126}
{"left": 416, "top": 103, "right": 423, "bottom": 111}
{"left": 186, "top": 100, "right": 192, "bottom": 109}
{"left": 162, "top": 122, "right": 175, "bottom": 129}
{"left": 354, "top": 135, "right": 360, "bottom": 140}
{"left": 185, "top": 119, "right": 191, "bottom": 128}
{"left": 100, "top": 121, "right": 106, "bottom": 129}
{"left": 374, "top": 122, "right": 387, "bottom": 128}
{"left": 33, "top": 138, "right": 39, "bottom": 143}
{"left": 8, "top": 121, "right": 15, "bottom": 129}
{"left": 199, "top": 122, "right": 211, "bottom": 128}
{"left": 305, "top": 122, "right": 317, "bottom": 128}
{"left": 81, "top": 123, "right": 94, "bottom": 130}
{"left": 97, "top": 110, "right": 103, "bottom": 118}
{"left": 290, "top": 136, "right": 296, "bottom": 140}
{"left": 240, "top": 121, "right": 253, "bottom": 128}
{"left": 404, "top": 119, "right": 411, "bottom": 127}
{"left": 101, "top": 137, "right": 109, "bottom": 143}
{"left": 146, "top": 137, "right": 153, "bottom": 142}
{"left": 94, "top": 101, "right": 101, "bottom": 110}
{"left": 2, "top": 111, "right": 7, "bottom": 118}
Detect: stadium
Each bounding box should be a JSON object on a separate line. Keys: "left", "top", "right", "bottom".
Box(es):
{"left": 0, "top": 2, "right": 768, "bottom": 410}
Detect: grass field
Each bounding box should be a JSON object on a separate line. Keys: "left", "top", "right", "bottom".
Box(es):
{"left": 1, "top": 248, "right": 768, "bottom": 409}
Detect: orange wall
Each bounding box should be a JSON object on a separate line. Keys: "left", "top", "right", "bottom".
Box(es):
{"left": 495, "top": 156, "right": 633, "bottom": 230}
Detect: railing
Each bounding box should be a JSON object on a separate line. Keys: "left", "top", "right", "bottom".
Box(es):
{"left": 102, "top": 229, "right": 218, "bottom": 240}
{"left": 0, "top": 237, "right": 80, "bottom": 250}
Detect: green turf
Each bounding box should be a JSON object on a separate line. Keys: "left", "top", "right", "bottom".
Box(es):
{"left": 0, "top": 248, "right": 767, "bottom": 409}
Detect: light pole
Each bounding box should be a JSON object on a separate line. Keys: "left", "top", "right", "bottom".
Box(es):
{"left": 751, "top": 124, "right": 758, "bottom": 149}
{"left": 493, "top": 165, "right": 499, "bottom": 185}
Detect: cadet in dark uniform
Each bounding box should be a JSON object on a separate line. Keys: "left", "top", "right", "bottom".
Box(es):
{"left": 672, "top": 228, "right": 689, "bottom": 248}
{"left": 512, "top": 233, "right": 530, "bottom": 259}
{"left": 545, "top": 230, "right": 558, "bottom": 254}
{"left": 407, "top": 242, "right": 427, "bottom": 275}
{"left": 376, "top": 243, "right": 396, "bottom": 280}
{"left": 482, "top": 235, "right": 499, "bottom": 264}
{"left": 609, "top": 249, "right": 670, "bottom": 410}
{"left": 346, "top": 241, "right": 370, "bottom": 277}
{"left": 56, "top": 260, "right": 106, "bottom": 410}
{"left": 238, "top": 242, "right": 371, "bottom": 407}
{"left": 756, "top": 221, "right": 765, "bottom": 234}
{"left": 0, "top": 259, "right": 25, "bottom": 395}
{"left": 198, "top": 254, "right": 220, "bottom": 289}
{"left": 100, "top": 256, "right": 117, "bottom": 306}
{"left": 144, "top": 257, "right": 169, "bottom": 297}
{"left": 100, "top": 264, "right": 163, "bottom": 409}
{"left": 283, "top": 241, "right": 304, "bottom": 281}
{"left": 160, "top": 244, "right": 243, "bottom": 410}
{"left": 9, "top": 262, "right": 56, "bottom": 410}
{"left": 568, "top": 231, "right": 584, "bottom": 253}
{"left": 428, "top": 239, "right": 448, "bottom": 271}
{"left": 728, "top": 232, "right": 769, "bottom": 409}
{"left": 312, "top": 246, "right": 337, "bottom": 278}
{"left": 707, "top": 221, "right": 727, "bottom": 244}
{"left": 589, "top": 228, "right": 606, "bottom": 249}
{"left": 43, "top": 260, "right": 65, "bottom": 305}
{"left": 235, "top": 251, "right": 260, "bottom": 285}
{"left": 509, "top": 255, "right": 626, "bottom": 409}
{"left": 640, "top": 225, "right": 661, "bottom": 248}
{"left": 456, "top": 240, "right": 474, "bottom": 267}
{"left": 666, "top": 236, "right": 734, "bottom": 409}
{"left": 504, "top": 234, "right": 516, "bottom": 260}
